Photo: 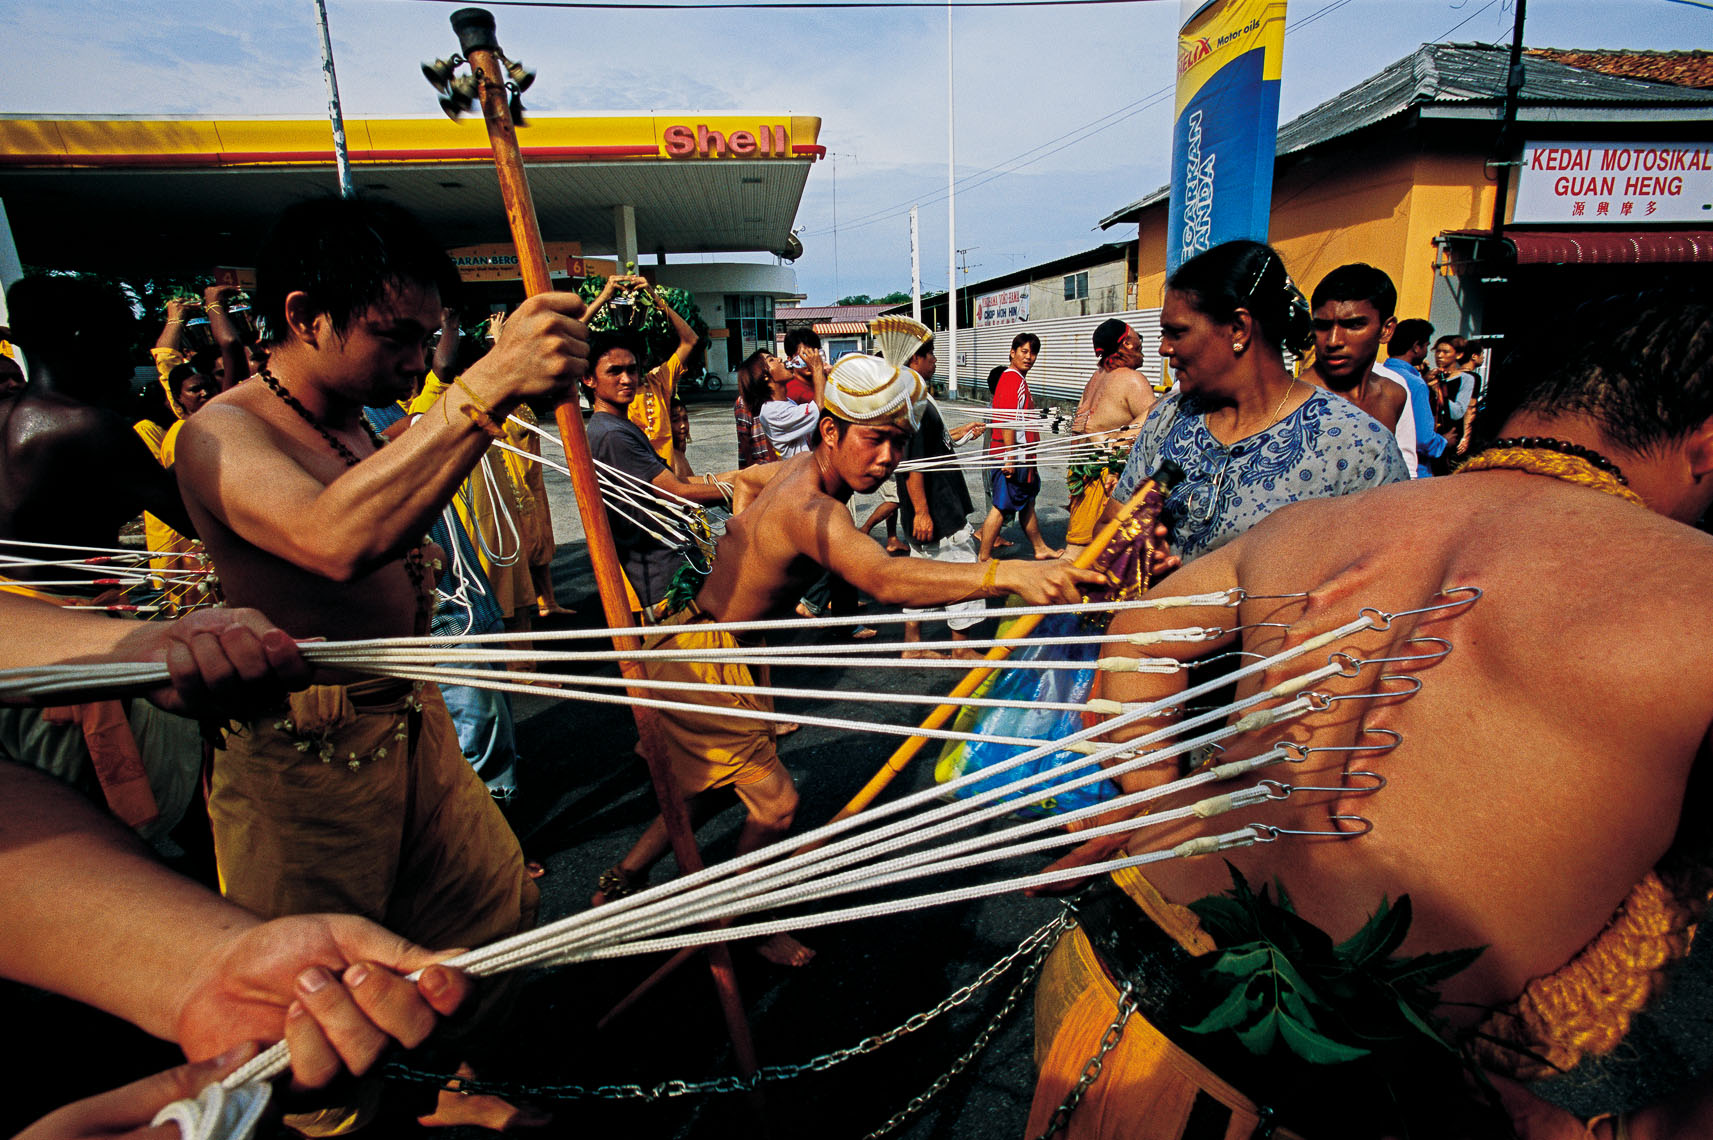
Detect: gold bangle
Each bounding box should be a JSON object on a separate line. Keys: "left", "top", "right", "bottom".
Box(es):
{"left": 205, "top": 303, "right": 226, "bottom": 315}
{"left": 982, "top": 559, "right": 1000, "bottom": 591}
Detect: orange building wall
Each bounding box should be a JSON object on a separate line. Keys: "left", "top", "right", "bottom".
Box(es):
{"left": 1129, "top": 138, "right": 1499, "bottom": 328}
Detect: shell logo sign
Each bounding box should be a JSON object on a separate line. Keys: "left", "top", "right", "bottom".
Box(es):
{"left": 663, "top": 123, "right": 791, "bottom": 158}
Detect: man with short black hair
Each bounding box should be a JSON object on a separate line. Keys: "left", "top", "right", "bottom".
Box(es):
{"left": 174, "top": 197, "right": 586, "bottom": 1130}
{"left": 1306, "top": 264, "right": 1408, "bottom": 434}
{"left": 977, "top": 332, "right": 1061, "bottom": 561}
{"left": 594, "top": 333, "right": 1105, "bottom": 966}
{"left": 583, "top": 329, "right": 737, "bottom": 612}
{"left": 1, "top": 276, "right": 195, "bottom": 567}
{"left": 1381, "top": 317, "right": 1445, "bottom": 478}
{"left": 781, "top": 326, "right": 822, "bottom": 404}
{"left": 1066, "top": 319, "right": 1157, "bottom": 555}
{"left": 587, "top": 273, "right": 698, "bottom": 468}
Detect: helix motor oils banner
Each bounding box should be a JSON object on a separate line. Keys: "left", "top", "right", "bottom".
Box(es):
{"left": 1167, "top": 0, "right": 1287, "bottom": 273}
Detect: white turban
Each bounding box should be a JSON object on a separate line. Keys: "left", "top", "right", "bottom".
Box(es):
{"left": 823, "top": 354, "right": 928, "bottom": 431}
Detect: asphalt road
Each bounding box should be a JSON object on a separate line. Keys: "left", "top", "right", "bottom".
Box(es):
{"left": 2, "top": 390, "right": 1094, "bottom": 1140}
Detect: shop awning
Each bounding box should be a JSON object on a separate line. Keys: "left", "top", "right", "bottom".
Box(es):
{"left": 1506, "top": 230, "right": 1713, "bottom": 266}
{"left": 813, "top": 322, "right": 870, "bottom": 335}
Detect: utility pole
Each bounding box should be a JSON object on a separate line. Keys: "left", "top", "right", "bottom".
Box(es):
{"left": 1491, "top": 0, "right": 1527, "bottom": 241}
{"left": 311, "top": 0, "right": 354, "bottom": 198}
{"left": 910, "top": 205, "right": 921, "bottom": 324}
{"left": 945, "top": 1, "right": 958, "bottom": 398}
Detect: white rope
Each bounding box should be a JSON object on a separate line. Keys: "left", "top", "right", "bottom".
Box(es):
{"left": 349, "top": 662, "right": 1148, "bottom": 717}
{"left": 0, "top": 538, "right": 157, "bottom": 557}
{"left": 218, "top": 608, "right": 1395, "bottom": 1089}
{"left": 305, "top": 625, "right": 1216, "bottom": 663}
{"left": 333, "top": 591, "right": 1240, "bottom": 645}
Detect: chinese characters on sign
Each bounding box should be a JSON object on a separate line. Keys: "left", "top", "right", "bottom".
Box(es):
{"left": 1513, "top": 142, "right": 1713, "bottom": 226}
{"left": 974, "top": 286, "right": 1030, "bottom": 328}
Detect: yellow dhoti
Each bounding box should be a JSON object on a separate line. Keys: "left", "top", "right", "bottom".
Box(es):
{"left": 643, "top": 603, "right": 784, "bottom": 797}
{"left": 1065, "top": 473, "right": 1114, "bottom": 547}
{"left": 209, "top": 678, "right": 537, "bottom": 951}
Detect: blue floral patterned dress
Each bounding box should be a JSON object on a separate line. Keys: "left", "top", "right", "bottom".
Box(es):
{"left": 1112, "top": 387, "right": 1409, "bottom": 560}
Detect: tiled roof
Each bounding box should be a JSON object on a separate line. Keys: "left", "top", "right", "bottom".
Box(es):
{"left": 776, "top": 304, "right": 889, "bottom": 321}
{"left": 1526, "top": 48, "right": 1713, "bottom": 91}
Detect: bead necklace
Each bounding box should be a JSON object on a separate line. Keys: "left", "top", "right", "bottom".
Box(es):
{"left": 1482, "top": 436, "right": 1628, "bottom": 485}
{"left": 257, "top": 368, "right": 431, "bottom": 634}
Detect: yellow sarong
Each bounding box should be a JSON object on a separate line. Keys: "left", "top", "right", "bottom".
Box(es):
{"left": 643, "top": 603, "right": 784, "bottom": 796}
{"left": 1065, "top": 472, "right": 1114, "bottom": 547}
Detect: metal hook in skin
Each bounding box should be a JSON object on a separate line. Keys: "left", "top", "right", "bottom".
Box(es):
{"left": 1248, "top": 814, "right": 1373, "bottom": 842}
{"left": 1225, "top": 588, "right": 1312, "bottom": 607}
{"left": 1359, "top": 585, "right": 1483, "bottom": 632}
{"left": 1278, "top": 727, "right": 1403, "bottom": 761}
{"left": 1329, "top": 637, "right": 1455, "bottom": 678}
{"left": 1258, "top": 771, "right": 1388, "bottom": 800}
{"left": 1304, "top": 674, "right": 1423, "bottom": 710}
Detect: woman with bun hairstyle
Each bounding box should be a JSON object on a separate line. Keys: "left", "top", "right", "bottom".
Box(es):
{"left": 1105, "top": 240, "right": 1409, "bottom": 560}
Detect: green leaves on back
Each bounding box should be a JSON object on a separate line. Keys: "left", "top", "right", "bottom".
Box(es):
{"left": 1181, "top": 864, "right": 1484, "bottom": 1067}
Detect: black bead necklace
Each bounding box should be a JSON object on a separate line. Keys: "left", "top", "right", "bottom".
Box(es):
{"left": 1485, "top": 436, "right": 1628, "bottom": 485}
{"left": 257, "top": 368, "right": 430, "bottom": 631}
{"left": 257, "top": 368, "right": 383, "bottom": 465}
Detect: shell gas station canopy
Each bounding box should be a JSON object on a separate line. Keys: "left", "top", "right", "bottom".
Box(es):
{"left": 0, "top": 113, "right": 824, "bottom": 276}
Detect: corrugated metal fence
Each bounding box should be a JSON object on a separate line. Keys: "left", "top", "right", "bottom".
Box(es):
{"left": 942, "top": 308, "right": 1165, "bottom": 406}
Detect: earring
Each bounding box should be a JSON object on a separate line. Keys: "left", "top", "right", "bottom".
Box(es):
{"left": 1232, "top": 342, "right": 1245, "bottom": 354}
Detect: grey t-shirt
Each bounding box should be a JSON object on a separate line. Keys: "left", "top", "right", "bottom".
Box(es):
{"left": 587, "top": 411, "right": 683, "bottom": 607}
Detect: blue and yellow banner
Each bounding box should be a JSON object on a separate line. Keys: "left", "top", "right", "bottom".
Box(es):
{"left": 1166, "top": 0, "right": 1287, "bottom": 273}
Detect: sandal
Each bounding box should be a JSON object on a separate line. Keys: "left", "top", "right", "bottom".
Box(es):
{"left": 593, "top": 865, "right": 649, "bottom": 906}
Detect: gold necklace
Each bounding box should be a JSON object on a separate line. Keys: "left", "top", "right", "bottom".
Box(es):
{"left": 1201, "top": 379, "right": 1300, "bottom": 524}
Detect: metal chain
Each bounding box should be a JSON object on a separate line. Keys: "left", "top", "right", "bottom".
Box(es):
{"left": 385, "top": 912, "right": 1071, "bottom": 1106}
{"left": 859, "top": 912, "right": 1071, "bottom": 1139}
{"left": 1031, "top": 978, "right": 1138, "bottom": 1140}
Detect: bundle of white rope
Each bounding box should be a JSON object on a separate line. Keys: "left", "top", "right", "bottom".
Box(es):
{"left": 213, "top": 602, "right": 1402, "bottom": 1092}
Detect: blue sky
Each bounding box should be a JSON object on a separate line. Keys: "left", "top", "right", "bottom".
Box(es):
{"left": 1, "top": 0, "right": 1707, "bottom": 303}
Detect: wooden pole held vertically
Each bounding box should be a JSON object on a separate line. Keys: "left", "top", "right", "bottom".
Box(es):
{"left": 448, "top": 5, "right": 763, "bottom": 1091}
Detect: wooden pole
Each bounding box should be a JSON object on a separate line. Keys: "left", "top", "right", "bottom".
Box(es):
{"left": 449, "top": 5, "right": 763, "bottom": 1091}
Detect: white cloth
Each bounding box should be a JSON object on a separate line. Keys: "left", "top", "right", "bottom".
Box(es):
{"left": 1384, "top": 369, "right": 1420, "bottom": 479}
{"left": 902, "top": 524, "right": 984, "bottom": 631}
{"left": 759, "top": 399, "right": 819, "bottom": 456}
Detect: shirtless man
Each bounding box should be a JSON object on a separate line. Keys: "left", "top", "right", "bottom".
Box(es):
{"left": 596, "top": 341, "right": 1107, "bottom": 964}
{"left": 173, "top": 197, "right": 586, "bottom": 1130}
{"left": 1304, "top": 262, "right": 1408, "bottom": 433}
{"left": 1029, "top": 291, "right": 1713, "bottom": 1139}
{"left": 0, "top": 276, "right": 194, "bottom": 575}
{"left": 1065, "top": 319, "right": 1158, "bottom": 557}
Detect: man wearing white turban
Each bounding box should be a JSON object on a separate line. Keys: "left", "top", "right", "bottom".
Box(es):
{"left": 591, "top": 320, "right": 1107, "bottom": 967}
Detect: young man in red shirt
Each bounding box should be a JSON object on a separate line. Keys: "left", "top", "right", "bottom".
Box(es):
{"left": 977, "top": 332, "right": 1062, "bottom": 561}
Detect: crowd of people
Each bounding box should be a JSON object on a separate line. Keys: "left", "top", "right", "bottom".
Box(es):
{"left": 1, "top": 191, "right": 1710, "bottom": 1140}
